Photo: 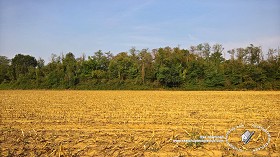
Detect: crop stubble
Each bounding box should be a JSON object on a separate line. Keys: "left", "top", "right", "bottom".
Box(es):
{"left": 0, "top": 90, "right": 279, "bottom": 156}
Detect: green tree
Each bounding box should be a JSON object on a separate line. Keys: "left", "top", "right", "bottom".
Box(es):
{"left": 62, "top": 52, "right": 77, "bottom": 88}
{"left": 203, "top": 44, "right": 225, "bottom": 87}
{"left": 236, "top": 48, "right": 247, "bottom": 64}
{"left": 139, "top": 49, "right": 153, "bottom": 84}
{"left": 0, "top": 43, "right": 279, "bottom": 90}
{"left": 35, "top": 58, "right": 45, "bottom": 87}
{"left": 44, "top": 54, "right": 64, "bottom": 88}
{"left": 11, "top": 54, "right": 37, "bottom": 80}
{"left": 0, "top": 56, "right": 10, "bottom": 83}
{"left": 109, "top": 52, "right": 133, "bottom": 81}
{"left": 154, "top": 47, "right": 183, "bottom": 87}
{"left": 184, "top": 56, "right": 205, "bottom": 86}
{"left": 246, "top": 44, "right": 262, "bottom": 65}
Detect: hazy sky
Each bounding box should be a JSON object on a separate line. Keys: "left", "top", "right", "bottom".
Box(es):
{"left": 0, "top": 0, "right": 280, "bottom": 61}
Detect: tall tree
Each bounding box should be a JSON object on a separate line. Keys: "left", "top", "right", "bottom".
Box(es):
{"left": 11, "top": 54, "right": 37, "bottom": 80}
{"left": 0, "top": 56, "right": 10, "bottom": 83}
{"left": 35, "top": 57, "right": 45, "bottom": 87}
{"left": 62, "top": 52, "right": 77, "bottom": 88}
{"left": 109, "top": 52, "right": 132, "bottom": 81}
{"left": 139, "top": 49, "right": 153, "bottom": 84}
{"left": 246, "top": 44, "right": 262, "bottom": 65}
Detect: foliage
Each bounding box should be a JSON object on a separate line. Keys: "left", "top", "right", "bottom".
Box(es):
{"left": 0, "top": 44, "right": 279, "bottom": 90}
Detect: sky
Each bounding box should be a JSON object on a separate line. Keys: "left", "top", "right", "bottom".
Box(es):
{"left": 0, "top": 0, "right": 280, "bottom": 61}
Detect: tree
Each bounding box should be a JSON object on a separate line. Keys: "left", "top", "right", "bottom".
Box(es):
{"left": 227, "top": 49, "right": 235, "bottom": 61}
{"left": 139, "top": 49, "right": 153, "bottom": 84}
{"left": 109, "top": 52, "right": 133, "bottom": 81}
{"left": 184, "top": 56, "right": 205, "bottom": 85}
{"left": 154, "top": 47, "right": 184, "bottom": 87}
{"left": 204, "top": 44, "right": 225, "bottom": 87}
{"left": 11, "top": 54, "right": 37, "bottom": 80}
{"left": 192, "top": 43, "right": 211, "bottom": 60}
{"left": 201, "top": 43, "right": 211, "bottom": 60}
{"left": 210, "top": 44, "right": 225, "bottom": 64}
{"left": 236, "top": 48, "right": 247, "bottom": 64}
{"left": 246, "top": 44, "right": 262, "bottom": 65}
{"left": 0, "top": 43, "right": 279, "bottom": 90}
{"left": 36, "top": 58, "right": 45, "bottom": 87}
{"left": 0, "top": 56, "right": 10, "bottom": 83}
{"left": 267, "top": 48, "right": 277, "bottom": 62}
{"left": 62, "top": 52, "right": 77, "bottom": 88}
{"left": 44, "top": 54, "right": 64, "bottom": 88}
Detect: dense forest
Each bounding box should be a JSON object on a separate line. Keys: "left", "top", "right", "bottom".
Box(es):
{"left": 0, "top": 43, "right": 279, "bottom": 90}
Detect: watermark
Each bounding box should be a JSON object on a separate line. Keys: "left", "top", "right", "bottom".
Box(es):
{"left": 225, "top": 124, "right": 244, "bottom": 152}
{"left": 225, "top": 124, "right": 271, "bottom": 152}
{"left": 173, "top": 139, "right": 224, "bottom": 143}
{"left": 173, "top": 135, "right": 224, "bottom": 143}
{"left": 251, "top": 124, "right": 271, "bottom": 152}
{"left": 173, "top": 124, "right": 271, "bottom": 152}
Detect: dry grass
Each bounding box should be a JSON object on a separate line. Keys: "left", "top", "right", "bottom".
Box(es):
{"left": 0, "top": 90, "right": 279, "bottom": 156}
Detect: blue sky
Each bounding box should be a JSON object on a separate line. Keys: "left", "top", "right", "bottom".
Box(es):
{"left": 0, "top": 0, "right": 279, "bottom": 61}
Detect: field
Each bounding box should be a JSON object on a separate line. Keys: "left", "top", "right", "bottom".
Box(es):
{"left": 0, "top": 90, "right": 280, "bottom": 156}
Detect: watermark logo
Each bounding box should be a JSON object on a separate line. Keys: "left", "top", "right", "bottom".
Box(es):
{"left": 173, "top": 124, "right": 271, "bottom": 152}
{"left": 225, "top": 124, "right": 271, "bottom": 152}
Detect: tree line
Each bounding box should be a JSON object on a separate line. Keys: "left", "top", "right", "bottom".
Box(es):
{"left": 0, "top": 43, "right": 279, "bottom": 90}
